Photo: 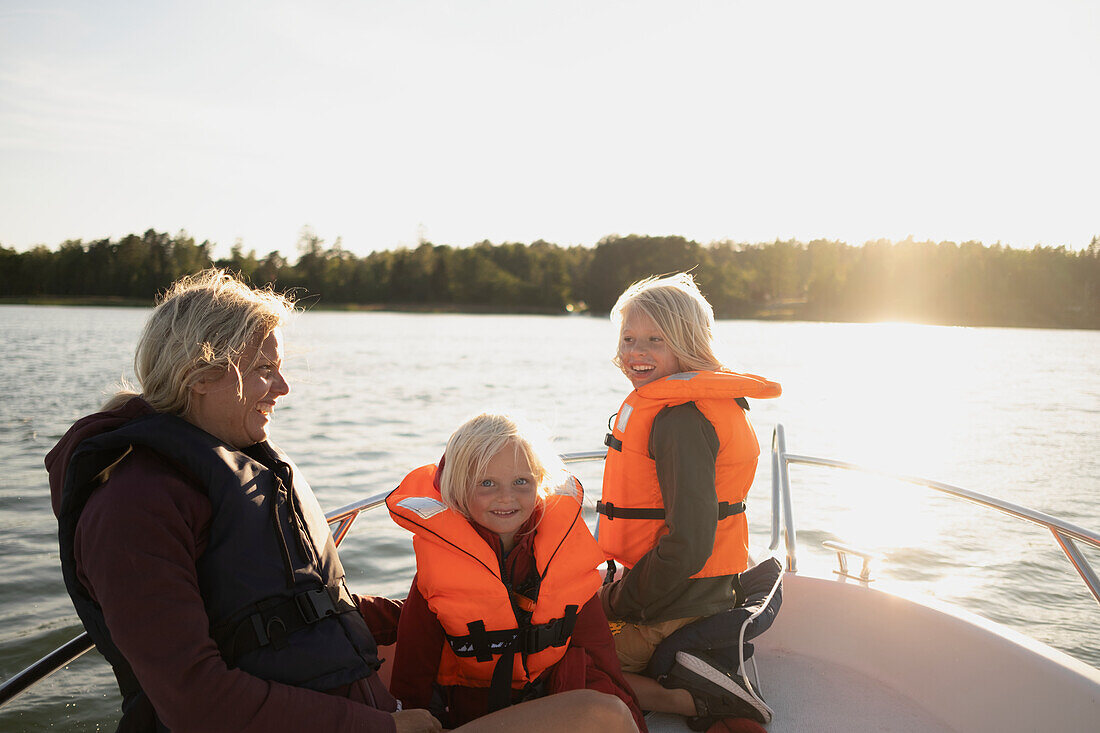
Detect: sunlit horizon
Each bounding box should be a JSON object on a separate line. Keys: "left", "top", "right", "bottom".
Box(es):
{"left": 2, "top": 1, "right": 1097, "bottom": 259}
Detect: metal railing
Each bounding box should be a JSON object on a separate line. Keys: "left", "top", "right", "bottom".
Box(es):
{"left": 768, "top": 423, "right": 1100, "bottom": 606}
{"left": 7, "top": 431, "right": 1098, "bottom": 709}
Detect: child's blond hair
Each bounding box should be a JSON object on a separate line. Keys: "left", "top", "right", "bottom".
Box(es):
{"left": 439, "top": 413, "right": 565, "bottom": 518}
{"left": 611, "top": 273, "right": 723, "bottom": 373}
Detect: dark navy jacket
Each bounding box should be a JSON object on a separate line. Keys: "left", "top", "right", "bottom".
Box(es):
{"left": 57, "top": 412, "right": 381, "bottom": 730}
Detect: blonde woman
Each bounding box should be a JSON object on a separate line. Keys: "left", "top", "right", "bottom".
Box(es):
{"left": 49, "top": 270, "right": 448, "bottom": 732}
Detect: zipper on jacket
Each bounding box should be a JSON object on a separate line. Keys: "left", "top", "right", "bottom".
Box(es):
{"left": 270, "top": 478, "right": 297, "bottom": 588}
{"left": 280, "top": 462, "right": 319, "bottom": 567}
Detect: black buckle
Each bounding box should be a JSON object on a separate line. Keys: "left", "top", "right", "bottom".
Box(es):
{"left": 519, "top": 623, "right": 547, "bottom": 653}
{"left": 295, "top": 588, "right": 336, "bottom": 624}
{"left": 266, "top": 616, "right": 288, "bottom": 650}
{"left": 522, "top": 621, "right": 564, "bottom": 652}
{"left": 249, "top": 613, "right": 268, "bottom": 647}
{"left": 603, "top": 559, "right": 617, "bottom": 586}
{"left": 717, "top": 501, "right": 746, "bottom": 519}
{"left": 519, "top": 606, "right": 578, "bottom": 653}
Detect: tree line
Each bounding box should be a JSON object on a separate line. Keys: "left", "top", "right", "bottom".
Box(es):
{"left": 2, "top": 228, "right": 1097, "bottom": 329}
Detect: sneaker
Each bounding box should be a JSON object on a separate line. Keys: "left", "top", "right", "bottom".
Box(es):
{"left": 664, "top": 650, "right": 773, "bottom": 725}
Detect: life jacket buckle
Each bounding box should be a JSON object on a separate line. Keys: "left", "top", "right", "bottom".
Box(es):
{"left": 519, "top": 605, "right": 579, "bottom": 652}
{"left": 265, "top": 616, "right": 288, "bottom": 650}
{"left": 520, "top": 621, "right": 561, "bottom": 652}
{"left": 717, "top": 501, "right": 747, "bottom": 520}
{"left": 295, "top": 588, "right": 336, "bottom": 624}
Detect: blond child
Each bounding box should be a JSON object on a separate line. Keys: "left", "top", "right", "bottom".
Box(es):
{"left": 596, "top": 274, "right": 781, "bottom": 727}
{"left": 388, "top": 414, "right": 646, "bottom": 732}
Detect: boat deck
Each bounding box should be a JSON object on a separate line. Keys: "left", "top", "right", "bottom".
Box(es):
{"left": 643, "top": 570, "right": 1100, "bottom": 733}
{"left": 646, "top": 647, "right": 953, "bottom": 733}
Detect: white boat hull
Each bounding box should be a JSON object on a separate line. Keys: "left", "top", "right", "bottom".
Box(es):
{"left": 649, "top": 573, "right": 1100, "bottom": 732}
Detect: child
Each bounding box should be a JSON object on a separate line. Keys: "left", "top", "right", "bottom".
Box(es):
{"left": 387, "top": 414, "right": 646, "bottom": 732}
{"left": 597, "top": 274, "right": 781, "bottom": 728}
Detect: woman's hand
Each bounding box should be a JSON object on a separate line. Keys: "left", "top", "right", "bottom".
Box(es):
{"left": 391, "top": 708, "right": 443, "bottom": 733}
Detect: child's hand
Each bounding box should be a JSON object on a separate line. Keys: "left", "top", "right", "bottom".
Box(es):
{"left": 391, "top": 708, "right": 443, "bottom": 732}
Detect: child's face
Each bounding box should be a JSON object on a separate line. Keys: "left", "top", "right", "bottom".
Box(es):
{"left": 618, "top": 308, "right": 681, "bottom": 389}
{"left": 468, "top": 442, "right": 538, "bottom": 551}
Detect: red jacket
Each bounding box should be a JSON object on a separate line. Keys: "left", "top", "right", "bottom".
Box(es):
{"left": 389, "top": 514, "right": 647, "bottom": 731}
{"left": 46, "top": 399, "right": 402, "bottom": 732}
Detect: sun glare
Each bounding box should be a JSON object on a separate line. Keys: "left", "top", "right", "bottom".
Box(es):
{"left": 823, "top": 322, "right": 976, "bottom": 475}
{"left": 825, "top": 472, "right": 942, "bottom": 550}
{"left": 779, "top": 321, "right": 999, "bottom": 565}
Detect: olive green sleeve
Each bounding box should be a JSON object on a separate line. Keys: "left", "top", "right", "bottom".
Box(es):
{"left": 600, "top": 402, "right": 720, "bottom": 622}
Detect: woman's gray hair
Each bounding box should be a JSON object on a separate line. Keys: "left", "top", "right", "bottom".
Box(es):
{"left": 611, "top": 272, "right": 723, "bottom": 374}
{"left": 102, "top": 269, "right": 295, "bottom": 414}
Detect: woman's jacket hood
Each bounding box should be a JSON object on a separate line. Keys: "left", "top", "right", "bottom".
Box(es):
{"left": 46, "top": 397, "right": 156, "bottom": 517}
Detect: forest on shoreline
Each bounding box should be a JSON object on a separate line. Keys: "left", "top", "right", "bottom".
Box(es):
{"left": 2, "top": 229, "right": 1097, "bottom": 329}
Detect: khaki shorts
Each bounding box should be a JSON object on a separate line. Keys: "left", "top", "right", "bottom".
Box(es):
{"left": 610, "top": 616, "right": 700, "bottom": 673}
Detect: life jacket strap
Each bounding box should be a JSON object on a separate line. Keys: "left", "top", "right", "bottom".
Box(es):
{"left": 445, "top": 605, "right": 580, "bottom": 662}
{"left": 718, "top": 501, "right": 747, "bottom": 519}
{"left": 470, "top": 605, "right": 579, "bottom": 714}
{"left": 488, "top": 647, "right": 516, "bottom": 713}
{"left": 604, "top": 433, "right": 623, "bottom": 452}
{"left": 453, "top": 619, "right": 499, "bottom": 662}
{"left": 216, "top": 582, "right": 357, "bottom": 663}
{"left": 603, "top": 559, "right": 618, "bottom": 585}
{"left": 596, "top": 501, "right": 664, "bottom": 521}
{"left": 597, "top": 501, "right": 745, "bottom": 521}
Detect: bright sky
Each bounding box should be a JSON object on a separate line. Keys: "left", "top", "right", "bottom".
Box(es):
{"left": 2, "top": 0, "right": 1097, "bottom": 258}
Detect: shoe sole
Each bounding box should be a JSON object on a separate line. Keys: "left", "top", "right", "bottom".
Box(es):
{"left": 674, "top": 651, "right": 773, "bottom": 724}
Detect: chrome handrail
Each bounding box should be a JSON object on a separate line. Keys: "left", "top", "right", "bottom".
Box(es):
{"left": 768, "top": 423, "right": 1100, "bottom": 606}
{"left": 327, "top": 490, "right": 391, "bottom": 546}
{"left": 0, "top": 633, "right": 97, "bottom": 709}
{"left": 562, "top": 450, "right": 608, "bottom": 464}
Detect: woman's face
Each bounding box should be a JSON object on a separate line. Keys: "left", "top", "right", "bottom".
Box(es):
{"left": 467, "top": 442, "right": 538, "bottom": 552}
{"left": 618, "top": 308, "right": 681, "bottom": 389}
{"left": 187, "top": 328, "right": 290, "bottom": 449}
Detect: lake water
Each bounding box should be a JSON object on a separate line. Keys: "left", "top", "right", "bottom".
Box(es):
{"left": 1, "top": 305, "right": 1098, "bottom": 730}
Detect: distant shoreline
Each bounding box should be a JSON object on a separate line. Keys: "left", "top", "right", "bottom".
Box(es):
{"left": 5, "top": 231, "right": 1096, "bottom": 330}
{"left": 0, "top": 296, "right": 152, "bottom": 307}
{"left": 3, "top": 297, "right": 1094, "bottom": 331}
{"left": 0, "top": 296, "right": 566, "bottom": 315}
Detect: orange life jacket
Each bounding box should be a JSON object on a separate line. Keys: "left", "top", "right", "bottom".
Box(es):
{"left": 598, "top": 370, "right": 781, "bottom": 578}
{"left": 387, "top": 464, "right": 604, "bottom": 692}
